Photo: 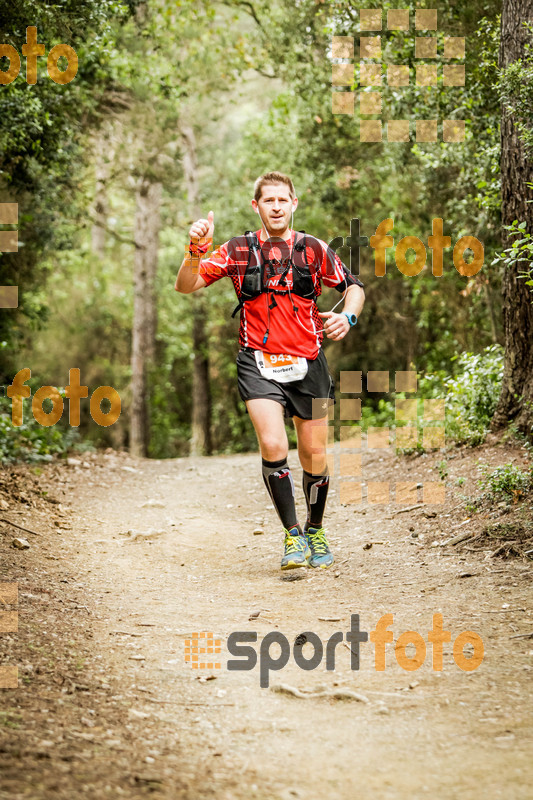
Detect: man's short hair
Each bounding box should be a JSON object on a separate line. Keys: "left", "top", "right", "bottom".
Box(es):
{"left": 253, "top": 172, "right": 296, "bottom": 202}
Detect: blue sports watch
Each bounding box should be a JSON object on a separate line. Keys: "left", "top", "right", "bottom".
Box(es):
{"left": 342, "top": 312, "right": 358, "bottom": 327}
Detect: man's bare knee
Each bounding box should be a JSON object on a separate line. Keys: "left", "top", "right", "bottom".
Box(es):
{"left": 298, "top": 444, "right": 327, "bottom": 474}
{"left": 260, "top": 437, "right": 288, "bottom": 461}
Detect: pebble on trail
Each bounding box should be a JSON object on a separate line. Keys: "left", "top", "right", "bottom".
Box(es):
{"left": 12, "top": 537, "right": 30, "bottom": 549}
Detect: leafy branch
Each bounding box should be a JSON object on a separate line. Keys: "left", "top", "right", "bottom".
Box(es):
{"left": 492, "top": 219, "right": 533, "bottom": 299}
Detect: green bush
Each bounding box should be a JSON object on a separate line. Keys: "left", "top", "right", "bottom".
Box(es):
{"left": 0, "top": 396, "right": 79, "bottom": 464}
{"left": 479, "top": 462, "right": 533, "bottom": 499}
{"left": 444, "top": 345, "right": 504, "bottom": 445}
{"left": 341, "top": 346, "right": 503, "bottom": 451}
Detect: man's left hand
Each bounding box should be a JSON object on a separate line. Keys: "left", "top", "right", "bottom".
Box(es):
{"left": 318, "top": 311, "right": 350, "bottom": 341}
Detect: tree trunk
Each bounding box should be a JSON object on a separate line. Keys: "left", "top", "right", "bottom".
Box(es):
{"left": 91, "top": 127, "right": 114, "bottom": 257}
{"left": 180, "top": 122, "right": 212, "bottom": 456}
{"left": 492, "top": 0, "right": 533, "bottom": 438}
{"left": 484, "top": 279, "right": 499, "bottom": 345}
{"left": 130, "top": 177, "right": 162, "bottom": 457}
{"left": 91, "top": 161, "right": 108, "bottom": 257}
{"left": 91, "top": 169, "right": 107, "bottom": 257}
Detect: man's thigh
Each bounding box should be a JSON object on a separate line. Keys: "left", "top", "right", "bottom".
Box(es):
{"left": 246, "top": 398, "right": 288, "bottom": 452}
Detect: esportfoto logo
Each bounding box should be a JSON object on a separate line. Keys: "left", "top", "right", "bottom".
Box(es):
{"left": 184, "top": 614, "right": 484, "bottom": 688}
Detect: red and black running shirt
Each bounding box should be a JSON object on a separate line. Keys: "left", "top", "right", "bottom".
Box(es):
{"left": 198, "top": 229, "right": 363, "bottom": 360}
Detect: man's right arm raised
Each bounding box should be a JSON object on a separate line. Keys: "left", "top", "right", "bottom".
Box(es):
{"left": 175, "top": 210, "right": 214, "bottom": 294}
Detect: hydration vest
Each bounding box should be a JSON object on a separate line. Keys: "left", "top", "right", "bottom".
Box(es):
{"left": 231, "top": 230, "right": 317, "bottom": 318}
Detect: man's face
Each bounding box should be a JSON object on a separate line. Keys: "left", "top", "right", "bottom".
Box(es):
{"left": 251, "top": 183, "right": 298, "bottom": 235}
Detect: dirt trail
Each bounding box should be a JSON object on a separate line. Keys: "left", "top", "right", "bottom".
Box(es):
{"left": 1, "top": 443, "right": 532, "bottom": 799}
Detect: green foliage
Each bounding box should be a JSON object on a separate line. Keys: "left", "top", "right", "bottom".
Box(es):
{"left": 0, "top": 0, "right": 135, "bottom": 380}
{"left": 359, "top": 397, "right": 397, "bottom": 432}
{"left": 436, "top": 460, "right": 448, "bottom": 481}
{"left": 15, "top": 246, "right": 132, "bottom": 449}
{"left": 444, "top": 345, "right": 504, "bottom": 444}
{"left": 478, "top": 462, "right": 533, "bottom": 499}
{"left": 350, "top": 345, "right": 503, "bottom": 450}
{"left": 147, "top": 357, "right": 193, "bottom": 459}
{"left": 0, "top": 396, "right": 78, "bottom": 463}
{"left": 492, "top": 219, "right": 533, "bottom": 299}
{"left": 499, "top": 26, "right": 533, "bottom": 156}
{"left": 0, "top": 0, "right": 516, "bottom": 460}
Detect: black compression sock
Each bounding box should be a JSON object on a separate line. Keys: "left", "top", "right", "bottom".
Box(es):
{"left": 261, "top": 457, "right": 299, "bottom": 531}
{"left": 302, "top": 469, "right": 330, "bottom": 528}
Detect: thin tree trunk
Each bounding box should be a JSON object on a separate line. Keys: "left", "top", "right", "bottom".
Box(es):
{"left": 130, "top": 177, "right": 162, "bottom": 457}
{"left": 484, "top": 280, "right": 499, "bottom": 344}
{"left": 405, "top": 284, "right": 417, "bottom": 370}
{"left": 91, "top": 161, "right": 108, "bottom": 257}
{"left": 91, "top": 128, "right": 114, "bottom": 257}
{"left": 492, "top": 0, "right": 533, "bottom": 437}
{"left": 180, "top": 122, "right": 212, "bottom": 456}
{"left": 91, "top": 177, "right": 107, "bottom": 257}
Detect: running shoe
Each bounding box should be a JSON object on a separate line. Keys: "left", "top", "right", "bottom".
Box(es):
{"left": 305, "top": 526, "right": 334, "bottom": 568}
{"left": 281, "top": 527, "right": 310, "bottom": 570}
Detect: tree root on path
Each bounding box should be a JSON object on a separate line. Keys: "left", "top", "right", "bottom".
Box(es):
{"left": 270, "top": 683, "right": 369, "bottom": 703}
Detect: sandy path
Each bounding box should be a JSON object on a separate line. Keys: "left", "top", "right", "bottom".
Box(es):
{"left": 1, "top": 446, "right": 532, "bottom": 799}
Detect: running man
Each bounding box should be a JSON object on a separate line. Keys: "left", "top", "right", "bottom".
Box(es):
{"left": 175, "top": 171, "right": 364, "bottom": 570}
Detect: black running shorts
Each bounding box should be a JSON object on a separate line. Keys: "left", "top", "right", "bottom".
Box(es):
{"left": 236, "top": 348, "right": 335, "bottom": 420}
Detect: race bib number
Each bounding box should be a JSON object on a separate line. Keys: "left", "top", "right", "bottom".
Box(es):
{"left": 254, "top": 351, "right": 309, "bottom": 383}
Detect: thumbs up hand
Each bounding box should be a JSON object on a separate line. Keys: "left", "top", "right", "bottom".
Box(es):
{"left": 189, "top": 210, "right": 215, "bottom": 243}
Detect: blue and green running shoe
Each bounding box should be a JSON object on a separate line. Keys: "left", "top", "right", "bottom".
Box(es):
{"left": 281, "top": 527, "right": 310, "bottom": 570}
{"left": 305, "top": 526, "right": 334, "bottom": 568}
